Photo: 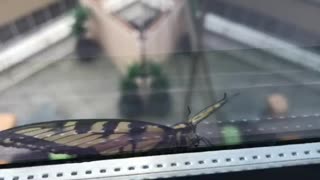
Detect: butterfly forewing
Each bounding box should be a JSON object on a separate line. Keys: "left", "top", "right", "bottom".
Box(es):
{"left": 0, "top": 120, "right": 177, "bottom": 156}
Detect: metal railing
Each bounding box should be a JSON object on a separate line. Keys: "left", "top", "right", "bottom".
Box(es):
{"left": 0, "top": 0, "right": 78, "bottom": 47}
{"left": 205, "top": 0, "right": 320, "bottom": 48}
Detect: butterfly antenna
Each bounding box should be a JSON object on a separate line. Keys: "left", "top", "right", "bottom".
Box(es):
{"left": 226, "top": 92, "right": 240, "bottom": 102}
{"left": 187, "top": 106, "right": 192, "bottom": 119}
{"left": 222, "top": 93, "right": 227, "bottom": 101}
{"left": 219, "top": 92, "right": 240, "bottom": 103}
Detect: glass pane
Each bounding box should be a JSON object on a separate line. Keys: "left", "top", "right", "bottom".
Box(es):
{"left": 0, "top": 0, "right": 319, "bottom": 167}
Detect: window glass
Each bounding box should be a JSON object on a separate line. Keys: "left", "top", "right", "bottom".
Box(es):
{"left": 0, "top": 0, "right": 319, "bottom": 166}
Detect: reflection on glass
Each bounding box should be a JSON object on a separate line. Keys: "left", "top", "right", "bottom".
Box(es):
{"left": 0, "top": 0, "right": 320, "bottom": 166}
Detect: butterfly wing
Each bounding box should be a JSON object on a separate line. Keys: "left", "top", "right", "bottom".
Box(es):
{"left": 188, "top": 93, "right": 239, "bottom": 125}
{"left": 0, "top": 119, "right": 177, "bottom": 156}
{"left": 0, "top": 121, "right": 98, "bottom": 156}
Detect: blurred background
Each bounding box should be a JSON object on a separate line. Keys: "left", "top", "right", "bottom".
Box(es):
{"left": 1, "top": 0, "right": 320, "bottom": 157}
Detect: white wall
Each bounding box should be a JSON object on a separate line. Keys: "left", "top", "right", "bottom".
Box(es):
{"left": 82, "top": 0, "right": 187, "bottom": 72}
{"left": 101, "top": 0, "right": 174, "bottom": 12}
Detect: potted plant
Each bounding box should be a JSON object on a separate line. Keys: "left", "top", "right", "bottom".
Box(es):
{"left": 118, "top": 69, "right": 144, "bottom": 117}
{"left": 118, "top": 62, "right": 171, "bottom": 117}
{"left": 146, "top": 63, "right": 171, "bottom": 117}
{"left": 72, "top": 5, "right": 101, "bottom": 61}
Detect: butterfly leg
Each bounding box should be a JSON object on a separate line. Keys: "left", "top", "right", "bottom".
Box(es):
{"left": 203, "top": 137, "right": 213, "bottom": 146}
{"left": 131, "top": 141, "right": 137, "bottom": 154}
{"left": 198, "top": 136, "right": 213, "bottom": 147}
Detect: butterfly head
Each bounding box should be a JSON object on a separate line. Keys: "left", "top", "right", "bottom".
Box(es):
{"left": 172, "top": 122, "right": 199, "bottom": 147}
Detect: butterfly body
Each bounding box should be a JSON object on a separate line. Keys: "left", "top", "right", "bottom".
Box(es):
{"left": 0, "top": 93, "right": 237, "bottom": 157}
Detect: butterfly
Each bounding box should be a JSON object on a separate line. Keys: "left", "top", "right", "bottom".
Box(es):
{"left": 0, "top": 93, "right": 238, "bottom": 158}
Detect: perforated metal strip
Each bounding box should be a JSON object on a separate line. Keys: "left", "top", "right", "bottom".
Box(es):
{"left": 2, "top": 142, "right": 320, "bottom": 180}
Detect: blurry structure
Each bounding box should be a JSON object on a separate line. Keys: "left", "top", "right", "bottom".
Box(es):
{"left": 221, "top": 125, "right": 242, "bottom": 145}
{"left": 0, "top": 0, "right": 58, "bottom": 26}
{"left": 266, "top": 94, "right": 289, "bottom": 118}
{"left": 260, "top": 93, "right": 289, "bottom": 119}
{"left": 0, "top": 0, "right": 77, "bottom": 45}
{"left": 206, "top": 0, "right": 320, "bottom": 47}
{"left": 81, "top": 0, "right": 190, "bottom": 72}
{"left": 266, "top": 94, "right": 303, "bottom": 141}
{"left": 0, "top": 114, "right": 16, "bottom": 131}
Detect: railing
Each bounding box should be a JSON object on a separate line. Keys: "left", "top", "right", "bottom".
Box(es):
{"left": 0, "top": 0, "right": 78, "bottom": 48}
{"left": 205, "top": 0, "right": 320, "bottom": 48}
{"left": 2, "top": 142, "right": 320, "bottom": 179}
{"left": 205, "top": 13, "right": 320, "bottom": 73}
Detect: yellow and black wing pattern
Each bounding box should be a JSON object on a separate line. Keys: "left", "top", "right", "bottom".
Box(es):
{"left": 0, "top": 120, "right": 177, "bottom": 156}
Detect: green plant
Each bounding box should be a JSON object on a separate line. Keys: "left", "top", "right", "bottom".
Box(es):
{"left": 127, "top": 63, "right": 143, "bottom": 79}
{"left": 151, "top": 75, "right": 169, "bottom": 90}
{"left": 121, "top": 62, "right": 170, "bottom": 92}
{"left": 189, "top": 0, "right": 200, "bottom": 17}
{"left": 222, "top": 125, "right": 242, "bottom": 145}
{"left": 49, "top": 153, "right": 76, "bottom": 161}
{"left": 72, "top": 5, "right": 90, "bottom": 37}
{"left": 149, "top": 63, "right": 162, "bottom": 78}
{"left": 127, "top": 62, "right": 164, "bottom": 78}
{"left": 120, "top": 77, "right": 138, "bottom": 92}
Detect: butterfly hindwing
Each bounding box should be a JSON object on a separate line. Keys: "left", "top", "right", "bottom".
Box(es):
{"left": 0, "top": 119, "right": 176, "bottom": 156}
